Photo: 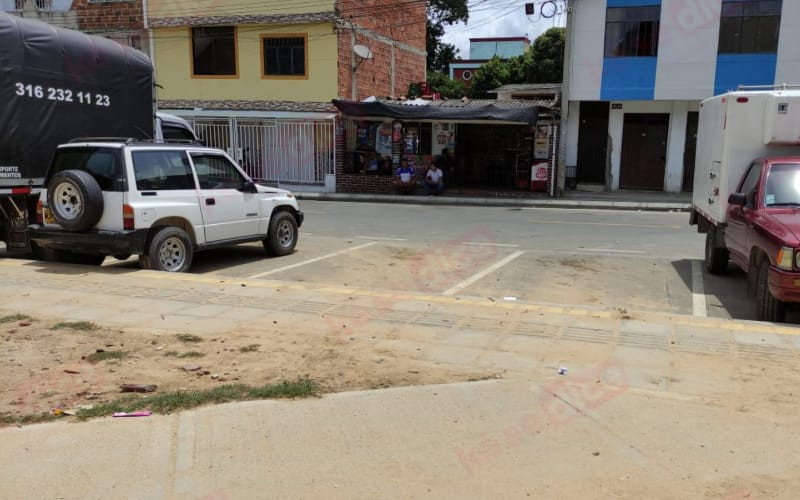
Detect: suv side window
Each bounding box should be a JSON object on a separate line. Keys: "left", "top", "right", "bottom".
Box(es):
{"left": 49, "top": 147, "right": 124, "bottom": 191}
{"left": 132, "top": 151, "right": 195, "bottom": 191}
{"left": 191, "top": 154, "right": 246, "bottom": 190}
{"left": 738, "top": 162, "right": 762, "bottom": 206}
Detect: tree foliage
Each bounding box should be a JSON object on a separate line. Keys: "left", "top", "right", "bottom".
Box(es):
{"left": 469, "top": 27, "right": 566, "bottom": 97}
{"left": 427, "top": 0, "right": 468, "bottom": 73}
{"left": 427, "top": 71, "right": 466, "bottom": 99}
{"left": 525, "top": 27, "right": 565, "bottom": 83}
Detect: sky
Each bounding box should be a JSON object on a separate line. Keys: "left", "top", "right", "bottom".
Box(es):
{"left": 442, "top": 0, "right": 567, "bottom": 58}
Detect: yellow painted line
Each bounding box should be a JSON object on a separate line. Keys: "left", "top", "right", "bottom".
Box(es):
{"left": 528, "top": 219, "right": 682, "bottom": 229}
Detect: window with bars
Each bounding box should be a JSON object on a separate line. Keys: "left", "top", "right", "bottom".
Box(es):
{"left": 191, "top": 26, "right": 237, "bottom": 77}
{"left": 262, "top": 35, "right": 307, "bottom": 77}
{"left": 604, "top": 6, "right": 660, "bottom": 58}
{"left": 718, "top": 0, "right": 782, "bottom": 54}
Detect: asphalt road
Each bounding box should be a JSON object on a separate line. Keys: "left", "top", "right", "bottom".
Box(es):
{"left": 96, "top": 200, "right": 781, "bottom": 323}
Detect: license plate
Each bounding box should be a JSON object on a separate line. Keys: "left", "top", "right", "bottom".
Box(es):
{"left": 43, "top": 207, "right": 56, "bottom": 225}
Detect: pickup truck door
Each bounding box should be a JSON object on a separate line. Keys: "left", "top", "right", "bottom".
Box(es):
{"left": 726, "top": 161, "right": 762, "bottom": 263}
{"left": 190, "top": 153, "right": 261, "bottom": 242}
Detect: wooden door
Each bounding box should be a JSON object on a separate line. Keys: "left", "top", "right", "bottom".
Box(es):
{"left": 576, "top": 101, "right": 610, "bottom": 184}
{"left": 682, "top": 111, "right": 699, "bottom": 192}
{"left": 619, "top": 113, "right": 669, "bottom": 190}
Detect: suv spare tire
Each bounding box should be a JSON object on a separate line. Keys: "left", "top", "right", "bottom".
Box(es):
{"left": 47, "top": 170, "right": 104, "bottom": 231}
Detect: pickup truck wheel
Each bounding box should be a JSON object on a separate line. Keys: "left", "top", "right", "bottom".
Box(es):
{"left": 756, "top": 261, "right": 786, "bottom": 322}
{"left": 146, "top": 227, "right": 193, "bottom": 272}
{"left": 704, "top": 230, "right": 729, "bottom": 274}
{"left": 264, "top": 211, "right": 297, "bottom": 256}
{"left": 47, "top": 170, "right": 103, "bottom": 232}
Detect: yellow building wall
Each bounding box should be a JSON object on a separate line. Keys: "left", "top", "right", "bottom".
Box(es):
{"left": 148, "top": 0, "right": 335, "bottom": 19}
{"left": 154, "top": 24, "right": 338, "bottom": 102}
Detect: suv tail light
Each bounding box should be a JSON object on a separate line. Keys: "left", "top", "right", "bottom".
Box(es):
{"left": 123, "top": 204, "right": 135, "bottom": 230}
{"left": 36, "top": 200, "right": 43, "bottom": 224}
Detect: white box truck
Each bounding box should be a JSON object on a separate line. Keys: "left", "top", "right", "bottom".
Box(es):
{"left": 691, "top": 86, "right": 800, "bottom": 321}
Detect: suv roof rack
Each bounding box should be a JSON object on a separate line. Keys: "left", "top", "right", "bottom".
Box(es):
{"left": 737, "top": 84, "right": 800, "bottom": 91}
{"left": 158, "top": 139, "right": 206, "bottom": 145}
{"left": 67, "top": 137, "right": 138, "bottom": 144}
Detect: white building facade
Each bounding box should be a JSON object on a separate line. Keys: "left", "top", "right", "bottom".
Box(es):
{"left": 563, "top": 0, "right": 800, "bottom": 192}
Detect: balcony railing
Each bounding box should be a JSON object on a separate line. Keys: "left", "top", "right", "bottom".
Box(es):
{"left": 1, "top": 0, "right": 72, "bottom": 12}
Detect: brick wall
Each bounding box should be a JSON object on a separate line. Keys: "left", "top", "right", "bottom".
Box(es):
{"left": 73, "top": 0, "right": 144, "bottom": 31}
{"left": 335, "top": 0, "right": 426, "bottom": 100}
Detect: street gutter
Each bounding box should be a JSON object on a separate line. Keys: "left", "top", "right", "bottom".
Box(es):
{"left": 295, "top": 192, "right": 691, "bottom": 212}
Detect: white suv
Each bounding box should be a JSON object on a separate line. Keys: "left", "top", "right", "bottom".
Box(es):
{"left": 30, "top": 140, "right": 303, "bottom": 272}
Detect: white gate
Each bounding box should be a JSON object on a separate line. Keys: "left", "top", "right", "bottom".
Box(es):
{"left": 183, "top": 116, "right": 335, "bottom": 185}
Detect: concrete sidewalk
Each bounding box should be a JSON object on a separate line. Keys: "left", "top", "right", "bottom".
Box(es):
{"left": 2, "top": 377, "right": 798, "bottom": 498}
{"left": 296, "top": 190, "right": 691, "bottom": 211}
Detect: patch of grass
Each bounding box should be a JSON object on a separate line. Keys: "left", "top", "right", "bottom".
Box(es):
{"left": 239, "top": 344, "right": 260, "bottom": 353}
{"left": 0, "top": 412, "right": 59, "bottom": 427}
{"left": 76, "top": 378, "right": 319, "bottom": 420}
{"left": 52, "top": 321, "right": 99, "bottom": 331}
{"left": 164, "top": 350, "right": 205, "bottom": 358}
{"left": 178, "top": 351, "right": 205, "bottom": 358}
{"left": 176, "top": 334, "right": 203, "bottom": 343}
{"left": 0, "top": 313, "right": 32, "bottom": 324}
{"left": 86, "top": 350, "right": 126, "bottom": 363}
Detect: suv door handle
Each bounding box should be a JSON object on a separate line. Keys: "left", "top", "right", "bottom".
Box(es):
{"left": 206, "top": 198, "right": 216, "bottom": 206}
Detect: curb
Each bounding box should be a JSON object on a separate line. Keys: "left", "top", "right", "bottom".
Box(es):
{"left": 295, "top": 192, "right": 691, "bottom": 212}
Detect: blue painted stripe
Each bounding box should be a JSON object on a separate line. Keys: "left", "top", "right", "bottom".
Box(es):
{"left": 601, "top": 57, "right": 657, "bottom": 100}
{"left": 607, "top": 0, "right": 660, "bottom": 6}
{"left": 713, "top": 54, "right": 778, "bottom": 95}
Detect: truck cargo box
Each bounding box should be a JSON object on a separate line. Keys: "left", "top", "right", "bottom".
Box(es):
{"left": 0, "top": 12, "right": 154, "bottom": 189}
{"left": 693, "top": 89, "right": 800, "bottom": 226}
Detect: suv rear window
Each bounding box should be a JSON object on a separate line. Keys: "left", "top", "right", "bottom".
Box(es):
{"left": 48, "top": 147, "right": 124, "bottom": 191}
{"left": 132, "top": 150, "right": 195, "bottom": 191}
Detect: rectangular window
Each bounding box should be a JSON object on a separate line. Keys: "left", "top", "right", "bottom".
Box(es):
{"left": 718, "top": 0, "right": 782, "bottom": 54}
{"left": 604, "top": 6, "right": 660, "bottom": 58}
{"left": 133, "top": 151, "right": 195, "bottom": 191}
{"left": 192, "top": 26, "right": 237, "bottom": 77}
{"left": 261, "top": 35, "right": 307, "bottom": 78}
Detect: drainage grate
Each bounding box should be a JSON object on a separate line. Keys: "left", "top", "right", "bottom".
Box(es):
{"left": 562, "top": 326, "right": 615, "bottom": 344}
{"left": 618, "top": 330, "right": 670, "bottom": 350}
{"left": 735, "top": 343, "right": 796, "bottom": 364}
{"left": 512, "top": 322, "right": 561, "bottom": 338}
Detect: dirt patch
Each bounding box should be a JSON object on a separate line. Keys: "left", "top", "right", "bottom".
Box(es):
{"left": 1, "top": 313, "right": 489, "bottom": 424}
{"left": 557, "top": 258, "right": 599, "bottom": 273}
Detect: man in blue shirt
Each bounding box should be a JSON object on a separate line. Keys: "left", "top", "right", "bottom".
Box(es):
{"left": 394, "top": 158, "right": 416, "bottom": 193}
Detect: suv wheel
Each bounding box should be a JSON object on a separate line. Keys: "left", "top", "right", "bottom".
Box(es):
{"left": 146, "top": 227, "right": 193, "bottom": 272}
{"left": 47, "top": 170, "right": 104, "bottom": 231}
{"left": 756, "top": 260, "right": 786, "bottom": 322}
{"left": 264, "top": 211, "right": 297, "bottom": 256}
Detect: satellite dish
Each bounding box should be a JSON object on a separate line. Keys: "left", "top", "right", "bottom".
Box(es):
{"left": 353, "top": 44, "right": 373, "bottom": 60}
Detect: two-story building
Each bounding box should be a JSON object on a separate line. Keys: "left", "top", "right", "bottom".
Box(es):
{"left": 148, "top": 0, "right": 426, "bottom": 189}
{"left": 449, "top": 36, "right": 530, "bottom": 87}
{"left": 563, "top": 0, "right": 800, "bottom": 192}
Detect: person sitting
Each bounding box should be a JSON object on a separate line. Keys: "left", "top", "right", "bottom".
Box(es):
{"left": 394, "top": 158, "right": 417, "bottom": 193}
{"left": 423, "top": 160, "right": 445, "bottom": 196}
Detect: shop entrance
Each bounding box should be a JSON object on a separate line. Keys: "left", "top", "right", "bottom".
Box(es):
{"left": 454, "top": 124, "right": 533, "bottom": 190}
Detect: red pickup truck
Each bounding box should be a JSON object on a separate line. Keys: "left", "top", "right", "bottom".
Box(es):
{"left": 709, "top": 157, "right": 800, "bottom": 322}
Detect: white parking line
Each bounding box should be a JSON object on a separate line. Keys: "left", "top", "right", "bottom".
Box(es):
{"left": 356, "top": 236, "right": 408, "bottom": 241}
{"left": 443, "top": 251, "right": 525, "bottom": 296}
{"left": 691, "top": 260, "right": 707, "bottom": 317}
{"left": 576, "top": 248, "right": 646, "bottom": 255}
{"left": 460, "top": 242, "right": 520, "bottom": 248}
{"left": 247, "top": 241, "right": 378, "bottom": 279}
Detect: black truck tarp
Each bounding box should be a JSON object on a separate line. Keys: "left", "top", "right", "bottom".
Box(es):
{"left": 332, "top": 99, "right": 541, "bottom": 125}
{"left": 0, "top": 12, "right": 154, "bottom": 187}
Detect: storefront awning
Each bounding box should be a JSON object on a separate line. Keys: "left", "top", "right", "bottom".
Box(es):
{"left": 332, "top": 99, "right": 541, "bottom": 125}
